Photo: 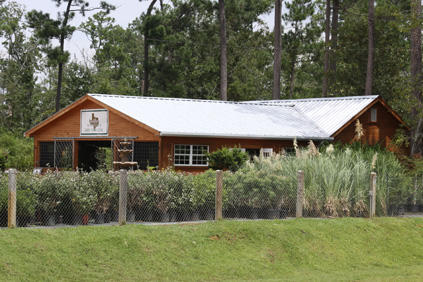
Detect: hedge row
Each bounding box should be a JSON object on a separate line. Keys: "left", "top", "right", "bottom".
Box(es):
{"left": 0, "top": 146, "right": 419, "bottom": 226}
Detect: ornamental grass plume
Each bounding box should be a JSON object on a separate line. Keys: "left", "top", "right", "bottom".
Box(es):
{"left": 293, "top": 138, "right": 301, "bottom": 158}
{"left": 326, "top": 144, "right": 335, "bottom": 155}
{"left": 307, "top": 140, "right": 320, "bottom": 157}
{"left": 371, "top": 152, "right": 378, "bottom": 170}
{"left": 353, "top": 119, "right": 364, "bottom": 141}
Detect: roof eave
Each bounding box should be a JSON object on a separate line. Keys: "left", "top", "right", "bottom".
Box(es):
{"left": 160, "top": 132, "right": 333, "bottom": 141}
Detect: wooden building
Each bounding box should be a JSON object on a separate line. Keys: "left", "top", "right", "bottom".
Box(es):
{"left": 24, "top": 94, "right": 407, "bottom": 172}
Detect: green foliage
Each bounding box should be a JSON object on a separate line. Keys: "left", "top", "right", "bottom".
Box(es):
{"left": 207, "top": 147, "right": 248, "bottom": 171}
{"left": 0, "top": 132, "right": 33, "bottom": 171}
{"left": 0, "top": 172, "right": 36, "bottom": 227}
{"left": 220, "top": 144, "right": 412, "bottom": 216}
{"left": 0, "top": 144, "right": 417, "bottom": 227}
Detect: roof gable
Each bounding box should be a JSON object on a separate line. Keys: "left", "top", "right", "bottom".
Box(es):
{"left": 24, "top": 95, "right": 159, "bottom": 137}
{"left": 249, "top": 95, "right": 404, "bottom": 136}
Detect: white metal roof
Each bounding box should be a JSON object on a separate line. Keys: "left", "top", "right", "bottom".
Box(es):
{"left": 89, "top": 94, "right": 330, "bottom": 140}
{"left": 249, "top": 96, "right": 379, "bottom": 136}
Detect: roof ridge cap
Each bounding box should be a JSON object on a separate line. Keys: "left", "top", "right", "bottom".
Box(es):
{"left": 88, "top": 93, "right": 296, "bottom": 108}
{"left": 260, "top": 95, "right": 379, "bottom": 103}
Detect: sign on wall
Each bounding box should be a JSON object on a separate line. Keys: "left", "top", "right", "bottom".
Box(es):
{"left": 80, "top": 109, "right": 109, "bottom": 136}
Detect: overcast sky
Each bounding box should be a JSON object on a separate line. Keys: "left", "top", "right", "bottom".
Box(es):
{"left": 14, "top": 0, "right": 274, "bottom": 62}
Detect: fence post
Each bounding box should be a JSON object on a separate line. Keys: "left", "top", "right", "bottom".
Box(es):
{"left": 119, "top": 169, "right": 128, "bottom": 225}
{"left": 296, "top": 170, "right": 304, "bottom": 218}
{"left": 8, "top": 169, "right": 17, "bottom": 228}
{"left": 215, "top": 170, "right": 223, "bottom": 220}
{"left": 369, "top": 172, "right": 377, "bottom": 218}
{"left": 412, "top": 174, "right": 418, "bottom": 212}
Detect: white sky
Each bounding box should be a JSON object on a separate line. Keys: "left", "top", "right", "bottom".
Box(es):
{"left": 13, "top": 0, "right": 274, "bottom": 62}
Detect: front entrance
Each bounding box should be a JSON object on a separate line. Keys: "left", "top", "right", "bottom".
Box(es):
{"left": 78, "top": 141, "right": 112, "bottom": 171}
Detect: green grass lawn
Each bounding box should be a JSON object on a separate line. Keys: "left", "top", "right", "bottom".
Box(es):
{"left": 0, "top": 218, "right": 423, "bottom": 281}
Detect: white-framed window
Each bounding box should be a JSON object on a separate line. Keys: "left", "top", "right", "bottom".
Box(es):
{"left": 371, "top": 108, "right": 377, "bottom": 122}
{"left": 260, "top": 148, "right": 273, "bottom": 158}
{"left": 174, "top": 144, "right": 209, "bottom": 166}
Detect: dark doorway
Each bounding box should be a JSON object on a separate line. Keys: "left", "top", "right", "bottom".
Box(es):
{"left": 78, "top": 141, "right": 111, "bottom": 171}
{"left": 246, "top": 148, "right": 260, "bottom": 160}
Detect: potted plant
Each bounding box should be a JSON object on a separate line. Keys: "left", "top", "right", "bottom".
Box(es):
{"left": 72, "top": 173, "right": 95, "bottom": 225}
{"left": 34, "top": 172, "right": 64, "bottom": 226}
{"left": 127, "top": 171, "right": 148, "bottom": 222}
{"left": 191, "top": 170, "right": 216, "bottom": 220}
{"left": 86, "top": 171, "right": 116, "bottom": 224}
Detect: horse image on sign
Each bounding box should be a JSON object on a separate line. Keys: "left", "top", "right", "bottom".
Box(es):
{"left": 89, "top": 113, "right": 99, "bottom": 130}
{"left": 80, "top": 109, "right": 108, "bottom": 136}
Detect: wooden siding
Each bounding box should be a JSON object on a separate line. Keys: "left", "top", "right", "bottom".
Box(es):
{"left": 334, "top": 101, "right": 403, "bottom": 146}
{"left": 32, "top": 99, "right": 159, "bottom": 167}
{"left": 160, "top": 136, "right": 309, "bottom": 172}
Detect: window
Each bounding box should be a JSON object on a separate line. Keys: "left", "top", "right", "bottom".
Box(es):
{"left": 174, "top": 144, "right": 209, "bottom": 166}
{"left": 39, "top": 142, "right": 54, "bottom": 167}
{"left": 371, "top": 108, "right": 377, "bottom": 122}
{"left": 134, "top": 142, "right": 159, "bottom": 169}
{"left": 261, "top": 148, "right": 273, "bottom": 157}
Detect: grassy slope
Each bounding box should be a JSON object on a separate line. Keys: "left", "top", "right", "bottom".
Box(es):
{"left": 0, "top": 218, "right": 423, "bottom": 281}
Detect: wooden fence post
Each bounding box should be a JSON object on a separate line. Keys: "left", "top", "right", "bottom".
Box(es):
{"left": 215, "top": 170, "right": 223, "bottom": 220}
{"left": 369, "top": 172, "right": 377, "bottom": 218}
{"left": 296, "top": 170, "right": 304, "bottom": 218}
{"left": 119, "top": 169, "right": 128, "bottom": 225}
{"left": 8, "top": 169, "right": 17, "bottom": 228}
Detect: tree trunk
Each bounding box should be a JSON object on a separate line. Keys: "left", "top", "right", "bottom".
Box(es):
{"left": 322, "top": 0, "right": 331, "bottom": 97}
{"left": 56, "top": 0, "right": 73, "bottom": 112}
{"left": 219, "top": 0, "right": 227, "bottom": 101}
{"left": 365, "top": 0, "right": 375, "bottom": 96}
{"left": 330, "top": 0, "right": 339, "bottom": 80}
{"left": 410, "top": 0, "right": 422, "bottom": 156}
{"left": 289, "top": 59, "right": 296, "bottom": 99}
{"left": 289, "top": 43, "right": 297, "bottom": 99}
{"left": 272, "top": 0, "right": 282, "bottom": 100}
{"left": 142, "top": 0, "right": 158, "bottom": 96}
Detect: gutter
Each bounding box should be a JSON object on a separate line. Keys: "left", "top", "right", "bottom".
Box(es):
{"left": 160, "top": 132, "right": 333, "bottom": 141}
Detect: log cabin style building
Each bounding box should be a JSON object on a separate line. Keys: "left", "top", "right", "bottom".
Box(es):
{"left": 24, "top": 94, "right": 407, "bottom": 172}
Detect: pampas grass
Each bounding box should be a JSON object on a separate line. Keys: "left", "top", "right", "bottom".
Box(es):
{"left": 231, "top": 143, "right": 411, "bottom": 217}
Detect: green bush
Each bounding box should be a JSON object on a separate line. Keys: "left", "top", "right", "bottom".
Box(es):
{"left": 227, "top": 144, "right": 411, "bottom": 216}
{"left": 207, "top": 147, "right": 248, "bottom": 172}
{"left": 0, "top": 172, "right": 36, "bottom": 227}
{"left": 190, "top": 170, "right": 216, "bottom": 210}
{"left": 128, "top": 169, "right": 186, "bottom": 214}
{"left": 0, "top": 143, "right": 415, "bottom": 226}
{"left": 0, "top": 133, "right": 33, "bottom": 171}
{"left": 83, "top": 170, "right": 117, "bottom": 214}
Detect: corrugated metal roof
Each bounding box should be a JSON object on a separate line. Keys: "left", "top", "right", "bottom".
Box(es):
{"left": 89, "top": 94, "right": 330, "bottom": 140}
{"left": 249, "top": 96, "right": 379, "bottom": 136}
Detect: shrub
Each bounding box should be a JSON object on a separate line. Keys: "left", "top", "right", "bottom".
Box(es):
{"left": 0, "top": 172, "right": 36, "bottom": 226}
{"left": 207, "top": 147, "right": 248, "bottom": 172}
{"left": 83, "top": 170, "right": 117, "bottom": 214}
{"left": 0, "top": 133, "right": 33, "bottom": 171}
{"left": 190, "top": 170, "right": 216, "bottom": 210}
{"left": 232, "top": 144, "right": 412, "bottom": 216}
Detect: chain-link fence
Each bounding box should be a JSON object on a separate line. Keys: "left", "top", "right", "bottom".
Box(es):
{"left": 222, "top": 171, "right": 297, "bottom": 220}
{"left": 1, "top": 168, "right": 421, "bottom": 228}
